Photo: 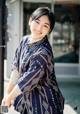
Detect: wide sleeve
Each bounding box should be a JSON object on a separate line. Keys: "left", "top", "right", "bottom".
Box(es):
{"left": 12, "top": 52, "right": 48, "bottom": 94}
{"left": 9, "top": 69, "right": 20, "bottom": 84}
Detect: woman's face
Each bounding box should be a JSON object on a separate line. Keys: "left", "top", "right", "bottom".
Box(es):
{"left": 29, "top": 15, "right": 50, "bottom": 39}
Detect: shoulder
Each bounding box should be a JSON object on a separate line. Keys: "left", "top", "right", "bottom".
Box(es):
{"left": 32, "top": 46, "right": 52, "bottom": 63}
{"left": 21, "top": 35, "right": 30, "bottom": 44}
{"left": 18, "top": 35, "right": 30, "bottom": 48}
{"left": 41, "top": 41, "right": 53, "bottom": 57}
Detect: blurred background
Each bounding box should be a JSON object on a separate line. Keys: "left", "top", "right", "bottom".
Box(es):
{"left": 0, "top": 0, "right": 80, "bottom": 114}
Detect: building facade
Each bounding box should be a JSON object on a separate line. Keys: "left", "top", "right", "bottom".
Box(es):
{"left": 5, "top": 0, "right": 80, "bottom": 81}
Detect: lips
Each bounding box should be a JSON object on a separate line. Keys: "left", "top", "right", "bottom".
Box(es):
{"left": 35, "top": 30, "right": 42, "bottom": 35}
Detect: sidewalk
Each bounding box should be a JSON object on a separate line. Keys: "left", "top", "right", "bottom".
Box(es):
{"left": 64, "top": 104, "right": 78, "bottom": 114}
{"left": 59, "top": 81, "right": 80, "bottom": 114}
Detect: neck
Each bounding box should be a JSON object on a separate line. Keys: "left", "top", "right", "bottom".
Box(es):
{"left": 29, "top": 35, "right": 43, "bottom": 43}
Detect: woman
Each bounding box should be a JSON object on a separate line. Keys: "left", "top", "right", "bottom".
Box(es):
{"left": 1, "top": 7, "right": 64, "bottom": 114}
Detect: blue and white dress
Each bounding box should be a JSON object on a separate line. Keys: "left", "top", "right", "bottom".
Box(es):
{"left": 11, "top": 35, "right": 64, "bottom": 114}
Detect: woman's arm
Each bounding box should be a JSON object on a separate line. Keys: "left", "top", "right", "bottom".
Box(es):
{"left": 1, "top": 82, "right": 16, "bottom": 106}
{"left": 3, "top": 84, "right": 22, "bottom": 106}
{"left": 1, "top": 69, "right": 20, "bottom": 106}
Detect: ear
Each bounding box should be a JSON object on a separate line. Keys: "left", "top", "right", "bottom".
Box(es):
{"left": 29, "top": 17, "right": 32, "bottom": 26}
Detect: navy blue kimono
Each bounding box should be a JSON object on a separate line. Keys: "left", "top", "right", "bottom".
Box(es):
{"left": 12, "top": 35, "right": 64, "bottom": 114}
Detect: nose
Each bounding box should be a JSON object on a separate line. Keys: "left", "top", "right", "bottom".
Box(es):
{"left": 37, "top": 25, "right": 42, "bottom": 31}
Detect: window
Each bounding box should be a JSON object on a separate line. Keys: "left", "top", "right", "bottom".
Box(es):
{"left": 53, "top": 5, "right": 79, "bottom": 63}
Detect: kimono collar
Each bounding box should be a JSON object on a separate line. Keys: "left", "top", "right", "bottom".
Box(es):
{"left": 27, "top": 35, "right": 47, "bottom": 48}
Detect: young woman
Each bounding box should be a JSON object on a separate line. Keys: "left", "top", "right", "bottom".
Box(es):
{"left": 1, "top": 7, "right": 64, "bottom": 114}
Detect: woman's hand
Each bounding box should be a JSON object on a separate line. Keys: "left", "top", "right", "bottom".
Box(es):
{"left": 1, "top": 93, "right": 9, "bottom": 106}
{"left": 1, "top": 93, "right": 12, "bottom": 107}
{"left": 4, "top": 95, "right": 12, "bottom": 107}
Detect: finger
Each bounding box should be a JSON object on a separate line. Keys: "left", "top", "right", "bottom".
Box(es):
{"left": 5, "top": 102, "right": 12, "bottom": 108}
{"left": 9, "top": 103, "right": 12, "bottom": 108}
{"left": 1, "top": 100, "right": 5, "bottom": 106}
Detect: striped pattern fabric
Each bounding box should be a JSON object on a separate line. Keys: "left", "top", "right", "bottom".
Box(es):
{"left": 12, "top": 35, "right": 64, "bottom": 114}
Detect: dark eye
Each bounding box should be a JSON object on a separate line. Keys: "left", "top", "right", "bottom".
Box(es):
{"left": 44, "top": 25, "right": 48, "bottom": 28}
{"left": 35, "top": 20, "right": 39, "bottom": 24}
{"left": 44, "top": 24, "right": 50, "bottom": 29}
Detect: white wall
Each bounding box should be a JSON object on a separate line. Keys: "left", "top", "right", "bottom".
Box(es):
{"left": 6, "top": 0, "right": 22, "bottom": 77}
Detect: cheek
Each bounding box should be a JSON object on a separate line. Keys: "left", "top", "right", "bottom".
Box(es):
{"left": 43, "top": 28, "right": 50, "bottom": 35}
{"left": 30, "top": 22, "right": 34, "bottom": 29}
{"left": 30, "top": 22, "right": 37, "bottom": 31}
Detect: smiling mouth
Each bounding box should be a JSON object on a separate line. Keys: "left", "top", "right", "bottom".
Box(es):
{"left": 34, "top": 30, "right": 42, "bottom": 35}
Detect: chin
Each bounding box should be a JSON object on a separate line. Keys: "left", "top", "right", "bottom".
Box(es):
{"left": 33, "top": 35, "right": 41, "bottom": 39}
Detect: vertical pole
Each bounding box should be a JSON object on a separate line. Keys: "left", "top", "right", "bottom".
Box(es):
{"left": 0, "top": 0, "right": 6, "bottom": 104}
{"left": 50, "top": 2, "right": 54, "bottom": 52}
{"left": 79, "top": 38, "right": 80, "bottom": 76}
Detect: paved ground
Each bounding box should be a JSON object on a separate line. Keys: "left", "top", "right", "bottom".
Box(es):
{"left": 58, "top": 81, "right": 80, "bottom": 114}
{"left": 4, "top": 80, "right": 80, "bottom": 114}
